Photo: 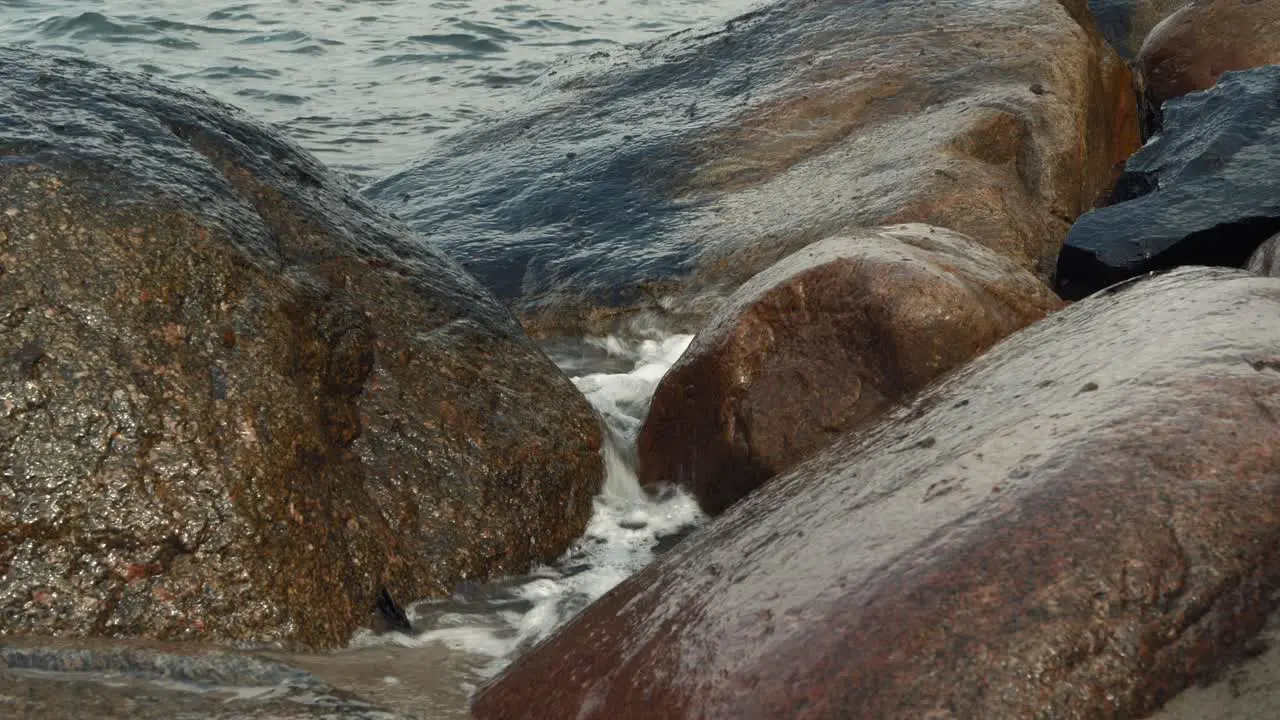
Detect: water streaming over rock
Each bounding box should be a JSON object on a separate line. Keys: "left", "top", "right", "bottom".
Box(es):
{"left": 347, "top": 333, "right": 703, "bottom": 688}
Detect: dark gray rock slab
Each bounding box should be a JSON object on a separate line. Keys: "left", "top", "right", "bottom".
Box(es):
{"left": 1056, "top": 66, "right": 1280, "bottom": 298}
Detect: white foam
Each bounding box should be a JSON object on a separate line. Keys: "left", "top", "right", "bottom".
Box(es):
{"left": 353, "top": 331, "right": 705, "bottom": 682}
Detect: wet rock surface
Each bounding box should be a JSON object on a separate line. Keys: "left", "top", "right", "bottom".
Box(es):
{"left": 1138, "top": 0, "right": 1280, "bottom": 122}
{"left": 1086, "top": 0, "right": 1189, "bottom": 60}
{"left": 273, "top": 645, "right": 479, "bottom": 720}
{"left": 472, "top": 267, "right": 1280, "bottom": 719}
{"left": 637, "top": 224, "right": 1062, "bottom": 515}
{"left": 0, "top": 47, "right": 602, "bottom": 650}
{"left": 0, "top": 637, "right": 402, "bottom": 719}
{"left": 1056, "top": 66, "right": 1280, "bottom": 299}
{"left": 1147, "top": 607, "right": 1280, "bottom": 720}
{"left": 367, "top": 0, "right": 1137, "bottom": 336}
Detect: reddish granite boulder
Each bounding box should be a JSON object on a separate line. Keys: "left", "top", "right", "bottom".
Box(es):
{"left": 474, "top": 266, "right": 1280, "bottom": 719}
{"left": 637, "top": 224, "right": 1062, "bottom": 515}
{"left": 1139, "top": 0, "right": 1280, "bottom": 119}
{"left": 0, "top": 48, "right": 601, "bottom": 650}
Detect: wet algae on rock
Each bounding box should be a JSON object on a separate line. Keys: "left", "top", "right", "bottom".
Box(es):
{"left": 0, "top": 47, "right": 602, "bottom": 650}
{"left": 637, "top": 224, "right": 1062, "bottom": 515}
{"left": 368, "top": 0, "right": 1137, "bottom": 335}
{"left": 1056, "top": 65, "right": 1280, "bottom": 298}
{"left": 474, "top": 267, "right": 1280, "bottom": 719}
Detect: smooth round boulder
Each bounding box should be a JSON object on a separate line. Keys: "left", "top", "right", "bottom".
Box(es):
{"left": 0, "top": 48, "right": 602, "bottom": 650}
{"left": 474, "top": 266, "right": 1280, "bottom": 719}
{"left": 637, "top": 224, "right": 1062, "bottom": 515}
{"left": 1139, "top": 0, "right": 1280, "bottom": 118}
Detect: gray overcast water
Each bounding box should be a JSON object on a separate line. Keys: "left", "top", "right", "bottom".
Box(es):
{"left": 2, "top": 0, "right": 754, "bottom": 176}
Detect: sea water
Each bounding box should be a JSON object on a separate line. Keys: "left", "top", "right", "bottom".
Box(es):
{"left": 2, "top": 0, "right": 752, "bottom": 177}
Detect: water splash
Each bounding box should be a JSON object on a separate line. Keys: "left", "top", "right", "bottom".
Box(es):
{"left": 350, "top": 331, "right": 703, "bottom": 684}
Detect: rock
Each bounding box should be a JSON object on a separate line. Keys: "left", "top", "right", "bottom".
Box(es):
{"left": 0, "top": 48, "right": 602, "bottom": 650}
{"left": 366, "top": 0, "right": 1137, "bottom": 336}
{"left": 1139, "top": 0, "right": 1280, "bottom": 125}
{"left": 1249, "top": 233, "right": 1280, "bottom": 277}
{"left": 637, "top": 224, "right": 1062, "bottom": 515}
{"left": 272, "top": 644, "right": 480, "bottom": 720}
{"left": 472, "top": 266, "right": 1280, "bottom": 720}
{"left": 0, "top": 637, "right": 404, "bottom": 719}
{"left": 1086, "top": 0, "right": 1189, "bottom": 60}
{"left": 1055, "top": 66, "right": 1280, "bottom": 299}
{"left": 1146, "top": 608, "right": 1280, "bottom": 720}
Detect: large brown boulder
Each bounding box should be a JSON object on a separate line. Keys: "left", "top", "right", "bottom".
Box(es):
{"left": 473, "top": 266, "right": 1280, "bottom": 719}
{"left": 637, "top": 224, "right": 1062, "bottom": 515}
{"left": 1139, "top": 0, "right": 1280, "bottom": 118}
{"left": 0, "top": 48, "right": 602, "bottom": 650}
{"left": 368, "top": 0, "right": 1138, "bottom": 336}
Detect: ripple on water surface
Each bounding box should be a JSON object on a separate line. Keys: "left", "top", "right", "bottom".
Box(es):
{"left": 1, "top": 0, "right": 755, "bottom": 176}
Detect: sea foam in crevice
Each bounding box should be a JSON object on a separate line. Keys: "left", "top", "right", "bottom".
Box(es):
{"left": 351, "top": 331, "right": 704, "bottom": 685}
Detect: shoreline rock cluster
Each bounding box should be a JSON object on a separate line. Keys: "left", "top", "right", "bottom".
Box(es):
{"left": 366, "top": 0, "right": 1138, "bottom": 337}
{"left": 6, "top": 0, "right": 1280, "bottom": 717}
{"left": 476, "top": 266, "right": 1280, "bottom": 719}
{"left": 456, "top": 0, "right": 1280, "bottom": 717}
